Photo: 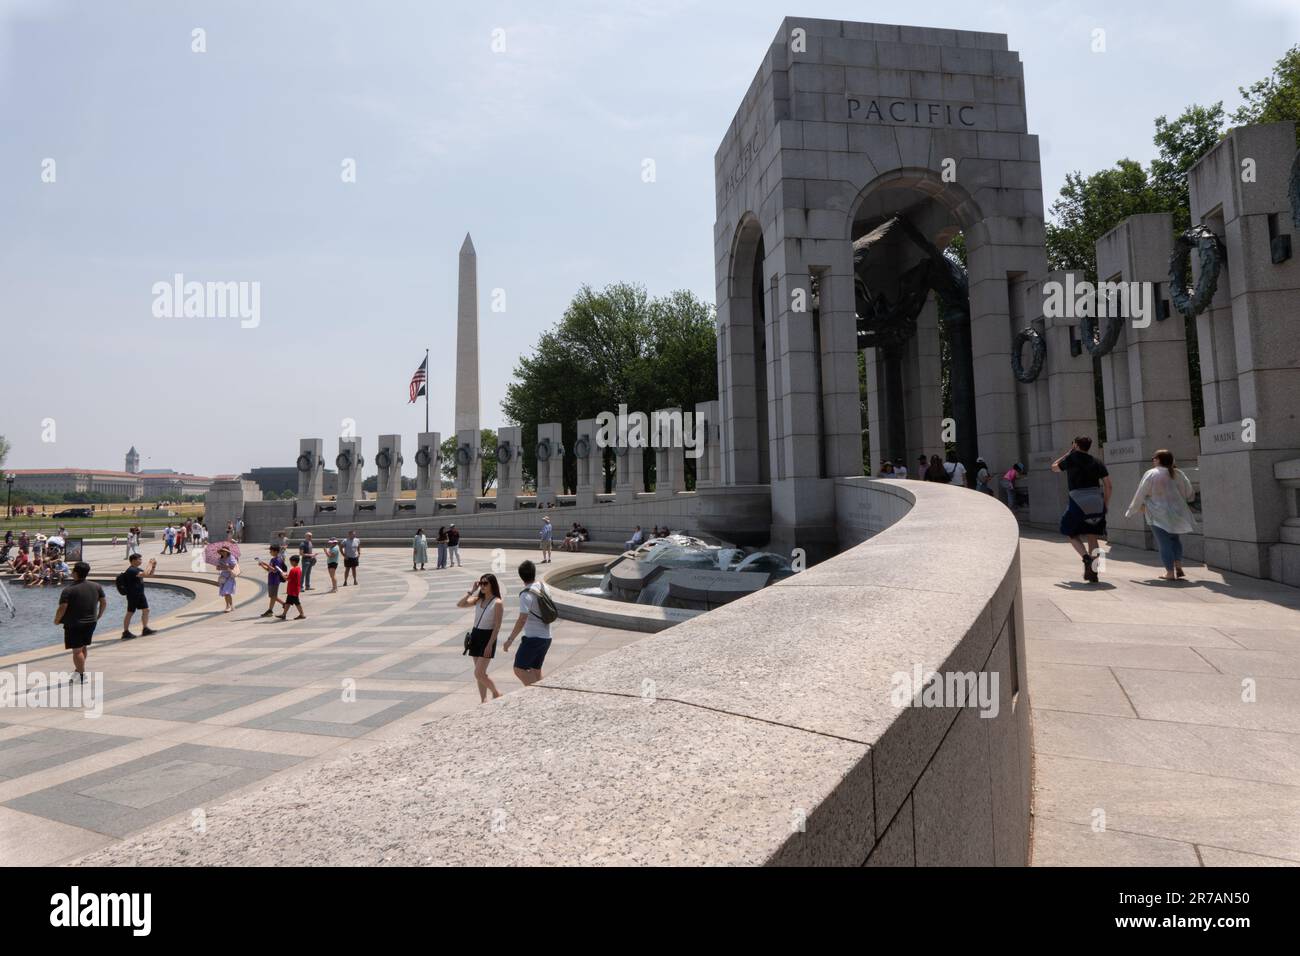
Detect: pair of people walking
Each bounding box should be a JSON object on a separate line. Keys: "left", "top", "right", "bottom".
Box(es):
{"left": 1053, "top": 436, "right": 1196, "bottom": 584}
{"left": 456, "top": 559, "right": 556, "bottom": 703}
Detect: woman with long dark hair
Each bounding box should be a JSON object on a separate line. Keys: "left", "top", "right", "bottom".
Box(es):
{"left": 1126, "top": 449, "right": 1197, "bottom": 581}
{"left": 457, "top": 572, "right": 503, "bottom": 702}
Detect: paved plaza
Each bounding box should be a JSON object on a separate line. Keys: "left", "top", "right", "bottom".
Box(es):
{"left": 1023, "top": 532, "right": 1300, "bottom": 866}
{"left": 0, "top": 542, "right": 645, "bottom": 865}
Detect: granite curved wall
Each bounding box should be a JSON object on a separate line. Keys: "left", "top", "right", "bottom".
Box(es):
{"left": 84, "top": 478, "right": 1028, "bottom": 866}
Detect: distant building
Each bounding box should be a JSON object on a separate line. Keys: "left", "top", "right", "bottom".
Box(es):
{"left": 139, "top": 473, "right": 214, "bottom": 499}
{"left": 125, "top": 446, "right": 140, "bottom": 474}
{"left": 9, "top": 469, "right": 146, "bottom": 500}
{"left": 7, "top": 465, "right": 213, "bottom": 501}
{"left": 244, "top": 466, "right": 338, "bottom": 498}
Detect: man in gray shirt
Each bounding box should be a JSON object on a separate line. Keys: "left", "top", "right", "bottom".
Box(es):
{"left": 341, "top": 531, "right": 361, "bottom": 586}
{"left": 54, "top": 561, "right": 106, "bottom": 682}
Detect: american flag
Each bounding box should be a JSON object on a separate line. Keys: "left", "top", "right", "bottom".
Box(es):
{"left": 408, "top": 356, "right": 427, "bottom": 403}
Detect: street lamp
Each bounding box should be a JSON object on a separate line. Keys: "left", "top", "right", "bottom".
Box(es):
{"left": 4, "top": 474, "right": 14, "bottom": 520}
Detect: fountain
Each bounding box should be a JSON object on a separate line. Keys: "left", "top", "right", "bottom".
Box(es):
{"left": 554, "top": 534, "right": 794, "bottom": 611}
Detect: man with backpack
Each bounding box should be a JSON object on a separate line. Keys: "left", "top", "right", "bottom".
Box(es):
{"left": 117, "top": 553, "right": 158, "bottom": 640}
{"left": 503, "top": 559, "right": 558, "bottom": 686}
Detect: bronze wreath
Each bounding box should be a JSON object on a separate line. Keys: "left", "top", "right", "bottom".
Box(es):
{"left": 1010, "top": 327, "right": 1046, "bottom": 383}
{"left": 1169, "top": 224, "right": 1224, "bottom": 319}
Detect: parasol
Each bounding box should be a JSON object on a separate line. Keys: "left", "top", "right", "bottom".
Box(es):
{"left": 204, "top": 540, "right": 241, "bottom": 567}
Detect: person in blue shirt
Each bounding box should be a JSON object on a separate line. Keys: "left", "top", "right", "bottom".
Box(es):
{"left": 539, "top": 516, "right": 554, "bottom": 564}
{"left": 256, "top": 545, "right": 288, "bottom": 617}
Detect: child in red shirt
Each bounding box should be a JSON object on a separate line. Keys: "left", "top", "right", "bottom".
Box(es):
{"left": 278, "top": 554, "right": 306, "bottom": 620}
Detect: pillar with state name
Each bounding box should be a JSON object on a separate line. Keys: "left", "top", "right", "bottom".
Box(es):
{"left": 496, "top": 426, "right": 522, "bottom": 511}
{"left": 575, "top": 418, "right": 597, "bottom": 508}
{"left": 535, "top": 423, "right": 563, "bottom": 507}
{"left": 296, "top": 438, "right": 324, "bottom": 510}
{"left": 654, "top": 408, "right": 686, "bottom": 498}
{"left": 375, "top": 434, "right": 402, "bottom": 517}
{"left": 415, "top": 431, "right": 441, "bottom": 516}
{"left": 694, "top": 400, "right": 720, "bottom": 488}
{"left": 335, "top": 437, "right": 363, "bottom": 518}
{"left": 615, "top": 445, "right": 645, "bottom": 504}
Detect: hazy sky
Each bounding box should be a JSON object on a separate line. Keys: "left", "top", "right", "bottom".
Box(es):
{"left": 2, "top": 0, "right": 1295, "bottom": 477}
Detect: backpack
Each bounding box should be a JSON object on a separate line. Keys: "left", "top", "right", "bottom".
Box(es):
{"left": 115, "top": 571, "right": 130, "bottom": 595}
{"left": 528, "top": 583, "right": 559, "bottom": 625}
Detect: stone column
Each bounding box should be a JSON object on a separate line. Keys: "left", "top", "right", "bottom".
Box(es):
{"left": 1095, "top": 213, "right": 1198, "bottom": 550}
{"left": 615, "top": 446, "right": 644, "bottom": 504}
{"left": 1188, "top": 121, "right": 1300, "bottom": 578}
{"left": 334, "top": 437, "right": 363, "bottom": 518}
{"left": 296, "top": 438, "right": 324, "bottom": 509}
{"left": 415, "top": 431, "right": 441, "bottom": 516}
{"left": 1023, "top": 272, "right": 1097, "bottom": 530}
{"left": 534, "top": 422, "right": 563, "bottom": 507}
{"left": 653, "top": 408, "right": 686, "bottom": 498}
{"left": 575, "top": 418, "right": 597, "bottom": 508}
{"left": 374, "top": 434, "right": 402, "bottom": 517}
{"left": 763, "top": 243, "right": 844, "bottom": 558}
{"left": 967, "top": 226, "right": 1046, "bottom": 483}
{"left": 694, "top": 400, "right": 720, "bottom": 488}
{"left": 455, "top": 428, "right": 480, "bottom": 513}
{"left": 903, "top": 294, "right": 944, "bottom": 470}
{"left": 495, "top": 426, "right": 521, "bottom": 511}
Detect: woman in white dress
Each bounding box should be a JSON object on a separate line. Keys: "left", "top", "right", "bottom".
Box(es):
{"left": 1125, "top": 449, "right": 1197, "bottom": 581}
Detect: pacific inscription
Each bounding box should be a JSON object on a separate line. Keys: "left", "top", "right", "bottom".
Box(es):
{"left": 846, "top": 96, "right": 977, "bottom": 126}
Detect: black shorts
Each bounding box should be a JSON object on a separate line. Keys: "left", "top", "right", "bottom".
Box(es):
{"left": 126, "top": 593, "right": 148, "bottom": 612}
{"left": 343, "top": 557, "right": 359, "bottom": 569}
{"left": 64, "top": 622, "right": 96, "bottom": 649}
{"left": 284, "top": 595, "right": 301, "bottom": 607}
{"left": 514, "top": 636, "right": 552, "bottom": 671}
{"left": 466, "top": 626, "right": 496, "bottom": 659}
{"left": 267, "top": 582, "right": 281, "bottom": 598}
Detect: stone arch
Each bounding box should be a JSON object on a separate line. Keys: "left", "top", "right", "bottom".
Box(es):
{"left": 848, "top": 168, "right": 986, "bottom": 472}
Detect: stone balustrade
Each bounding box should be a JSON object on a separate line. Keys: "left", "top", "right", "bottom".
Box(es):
{"left": 91, "top": 478, "right": 1027, "bottom": 866}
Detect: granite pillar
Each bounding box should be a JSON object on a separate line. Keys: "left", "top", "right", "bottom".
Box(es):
{"left": 414, "top": 431, "right": 441, "bottom": 517}
{"left": 495, "top": 426, "right": 521, "bottom": 511}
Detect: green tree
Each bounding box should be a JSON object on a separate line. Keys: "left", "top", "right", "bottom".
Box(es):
{"left": 500, "top": 283, "right": 717, "bottom": 493}
{"left": 0, "top": 434, "right": 9, "bottom": 471}
{"left": 1045, "top": 159, "right": 1162, "bottom": 278}
{"left": 439, "top": 429, "right": 498, "bottom": 495}
{"left": 1233, "top": 44, "right": 1300, "bottom": 143}
{"left": 1150, "top": 102, "right": 1226, "bottom": 232}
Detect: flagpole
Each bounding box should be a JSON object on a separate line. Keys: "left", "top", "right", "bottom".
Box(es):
{"left": 424, "top": 347, "right": 430, "bottom": 434}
